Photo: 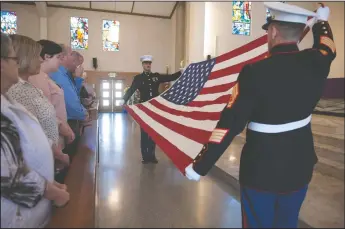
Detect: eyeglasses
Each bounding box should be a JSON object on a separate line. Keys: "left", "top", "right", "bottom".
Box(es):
{"left": 1, "top": 56, "right": 19, "bottom": 64}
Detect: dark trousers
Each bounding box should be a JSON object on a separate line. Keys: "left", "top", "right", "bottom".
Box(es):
{"left": 240, "top": 185, "right": 308, "bottom": 228}
{"left": 140, "top": 128, "right": 156, "bottom": 160}
{"left": 54, "top": 120, "right": 81, "bottom": 183}
{"left": 64, "top": 120, "right": 81, "bottom": 159}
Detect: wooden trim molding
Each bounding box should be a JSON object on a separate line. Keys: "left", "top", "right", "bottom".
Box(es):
{"left": 46, "top": 3, "right": 170, "bottom": 19}
{"left": 131, "top": 2, "right": 135, "bottom": 13}
{"left": 169, "top": 1, "right": 179, "bottom": 19}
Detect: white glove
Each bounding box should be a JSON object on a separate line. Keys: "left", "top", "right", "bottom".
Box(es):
{"left": 305, "top": 17, "right": 317, "bottom": 29}
{"left": 316, "top": 5, "right": 330, "bottom": 21}
{"left": 185, "top": 164, "right": 201, "bottom": 181}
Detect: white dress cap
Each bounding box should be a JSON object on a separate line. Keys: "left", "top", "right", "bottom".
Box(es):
{"left": 140, "top": 55, "right": 153, "bottom": 62}
{"left": 262, "top": 2, "right": 317, "bottom": 30}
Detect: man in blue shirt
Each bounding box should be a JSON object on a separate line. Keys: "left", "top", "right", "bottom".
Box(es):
{"left": 49, "top": 45, "right": 88, "bottom": 164}
{"left": 50, "top": 45, "right": 88, "bottom": 121}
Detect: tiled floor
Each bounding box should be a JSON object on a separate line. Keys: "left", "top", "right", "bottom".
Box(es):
{"left": 96, "top": 113, "right": 242, "bottom": 228}
{"left": 216, "top": 114, "right": 344, "bottom": 228}
{"left": 314, "top": 98, "right": 344, "bottom": 116}
{"left": 95, "top": 113, "right": 344, "bottom": 228}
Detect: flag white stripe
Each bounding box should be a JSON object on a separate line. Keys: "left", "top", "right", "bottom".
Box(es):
{"left": 142, "top": 103, "right": 217, "bottom": 131}
{"left": 131, "top": 106, "right": 202, "bottom": 158}
{"left": 204, "top": 73, "right": 239, "bottom": 88}
{"left": 154, "top": 97, "right": 226, "bottom": 112}
{"left": 193, "top": 88, "right": 233, "bottom": 102}
{"left": 211, "top": 43, "right": 267, "bottom": 72}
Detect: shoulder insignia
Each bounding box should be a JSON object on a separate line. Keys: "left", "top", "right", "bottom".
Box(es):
{"left": 227, "top": 82, "right": 239, "bottom": 108}
{"left": 319, "top": 49, "right": 328, "bottom": 56}
{"left": 320, "top": 36, "right": 336, "bottom": 53}
{"left": 209, "top": 128, "right": 229, "bottom": 144}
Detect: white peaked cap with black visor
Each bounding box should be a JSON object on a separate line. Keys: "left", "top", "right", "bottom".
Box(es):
{"left": 262, "top": 2, "right": 317, "bottom": 30}
{"left": 140, "top": 55, "right": 153, "bottom": 63}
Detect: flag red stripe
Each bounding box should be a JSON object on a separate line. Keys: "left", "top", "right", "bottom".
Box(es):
{"left": 187, "top": 94, "right": 230, "bottom": 107}
{"left": 125, "top": 106, "right": 193, "bottom": 173}
{"left": 149, "top": 100, "right": 221, "bottom": 121}
{"left": 199, "top": 81, "right": 237, "bottom": 95}
{"left": 215, "top": 35, "right": 267, "bottom": 64}
{"left": 210, "top": 52, "right": 268, "bottom": 80}
{"left": 136, "top": 104, "right": 211, "bottom": 144}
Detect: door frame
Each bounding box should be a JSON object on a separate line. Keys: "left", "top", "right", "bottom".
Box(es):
{"left": 98, "top": 77, "right": 125, "bottom": 113}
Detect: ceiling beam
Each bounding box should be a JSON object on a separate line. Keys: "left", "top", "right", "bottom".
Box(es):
{"left": 169, "top": 2, "right": 179, "bottom": 19}
{"left": 35, "top": 2, "right": 47, "bottom": 17}
{"left": 46, "top": 3, "right": 170, "bottom": 19}
{"left": 131, "top": 2, "right": 135, "bottom": 13}
{"left": 2, "top": 1, "right": 35, "bottom": 6}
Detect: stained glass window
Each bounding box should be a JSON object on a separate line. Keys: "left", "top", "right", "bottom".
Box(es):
{"left": 232, "top": 1, "right": 252, "bottom": 36}
{"left": 1, "top": 11, "right": 17, "bottom": 34}
{"left": 70, "top": 17, "right": 88, "bottom": 50}
{"left": 102, "top": 20, "right": 120, "bottom": 51}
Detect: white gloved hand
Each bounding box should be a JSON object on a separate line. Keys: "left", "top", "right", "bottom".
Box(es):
{"left": 316, "top": 5, "right": 330, "bottom": 21}
{"left": 185, "top": 164, "right": 201, "bottom": 181}
{"left": 305, "top": 17, "right": 317, "bottom": 29}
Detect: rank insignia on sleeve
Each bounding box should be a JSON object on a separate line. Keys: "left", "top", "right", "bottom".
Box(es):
{"left": 319, "top": 49, "right": 328, "bottom": 56}
{"left": 209, "top": 128, "right": 229, "bottom": 144}
{"left": 320, "top": 36, "right": 336, "bottom": 53}
{"left": 227, "top": 82, "right": 239, "bottom": 108}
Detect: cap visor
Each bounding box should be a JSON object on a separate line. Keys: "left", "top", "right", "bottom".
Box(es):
{"left": 262, "top": 22, "right": 270, "bottom": 30}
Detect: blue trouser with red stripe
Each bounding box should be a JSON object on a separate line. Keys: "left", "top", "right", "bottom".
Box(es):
{"left": 240, "top": 185, "right": 308, "bottom": 228}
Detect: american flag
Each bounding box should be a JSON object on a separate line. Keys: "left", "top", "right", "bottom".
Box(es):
{"left": 125, "top": 34, "right": 268, "bottom": 174}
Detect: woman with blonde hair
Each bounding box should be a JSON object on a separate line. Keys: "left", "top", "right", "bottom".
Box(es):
{"left": 1, "top": 33, "right": 69, "bottom": 228}
{"left": 6, "top": 35, "right": 70, "bottom": 172}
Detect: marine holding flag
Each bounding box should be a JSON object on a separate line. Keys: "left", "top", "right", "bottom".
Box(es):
{"left": 185, "top": 2, "right": 336, "bottom": 228}
{"left": 123, "top": 55, "right": 183, "bottom": 164}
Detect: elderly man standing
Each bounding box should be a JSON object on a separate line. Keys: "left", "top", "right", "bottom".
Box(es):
{"left": 49, "top": 45, "right": 88, "bottom": 159}
{"left": 185, "top": 2, "right": 336, "bottom": 228}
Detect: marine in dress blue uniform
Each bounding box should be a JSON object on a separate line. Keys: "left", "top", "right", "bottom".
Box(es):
{"left": 123, "top": 55, "right": 182, "bottom": 164}
{"left": 185, "top": 2, "right": 336, "bottom": 228}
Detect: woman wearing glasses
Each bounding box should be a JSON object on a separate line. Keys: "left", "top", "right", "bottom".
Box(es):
{"left": 1, "top": 33, "right": 69, "bottom": 228}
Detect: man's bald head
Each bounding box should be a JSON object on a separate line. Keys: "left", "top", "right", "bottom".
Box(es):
{"left": 71, "top": 51, "right": 84, "bottom": 66}
{"left": 58, "top": 44, "right": 83, "bottom": 72}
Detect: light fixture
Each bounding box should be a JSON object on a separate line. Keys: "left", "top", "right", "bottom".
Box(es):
{"left": 108, "top": 72, "right": 117, "bottom": 78}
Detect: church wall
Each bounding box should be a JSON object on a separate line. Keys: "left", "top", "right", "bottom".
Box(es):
{"left": 1, "top": 3, "right": 174, "bottom": 74}
{"left": 47, "top": 7, "right": 173, "bottom": 73}
{"left": 203, "top": 1, "right": 344, "bottom": 79}
{"left": 1, "top": 3, "right": 40, "bottom": 41}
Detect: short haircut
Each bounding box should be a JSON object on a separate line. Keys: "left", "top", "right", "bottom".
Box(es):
{"left": 71, "top": 51, "right": 82, "bottom": 58}
{"left": 37, "top": 39, "right": 62, "bottom": 59}
{"left": 59, "top": 43, "right": 70, "bottom": 55}
{"left": 271, "top": 21, "right": 306, "bottom": 41}
{"left": 1, "top": 32, "right": 12, "bottom": 58}
{"left": 71, "top": 51, "right": 84, "bottom": 65}
{"left": 9, "top": 34, "right": 42, "bottom": 75}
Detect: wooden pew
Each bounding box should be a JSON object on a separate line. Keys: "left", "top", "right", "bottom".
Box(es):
{"left": 47, "top": 102, "right": 99, "bottom": 228}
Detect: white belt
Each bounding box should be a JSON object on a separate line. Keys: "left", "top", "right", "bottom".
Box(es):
{"left": 248, "top": 115, "right": 312, "bottom": 133}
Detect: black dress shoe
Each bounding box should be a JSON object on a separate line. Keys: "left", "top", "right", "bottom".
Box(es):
{"left": 142, "top": 159, "right": 150, "bottom": 164}
{"left": 151, "top": 158, "right": 158, "bottom": 164}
